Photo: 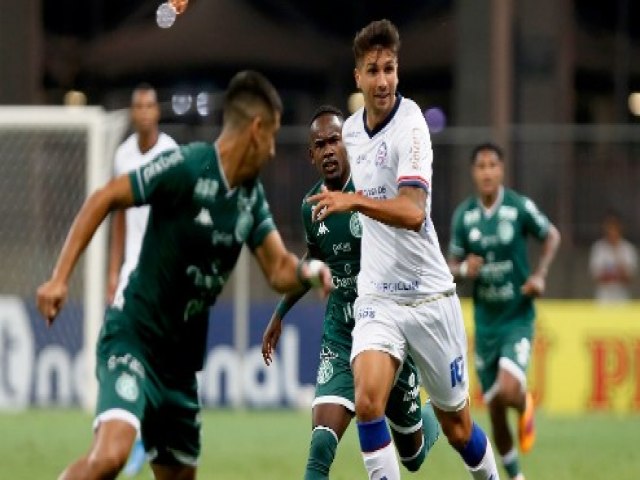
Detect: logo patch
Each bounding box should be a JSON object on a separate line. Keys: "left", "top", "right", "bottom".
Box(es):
{"left": 316, "top": 359, "right": 333, "bottom": 385}
{"left": 375, "top": 141, "right": 388, "bottom": 167}
{"left": 115, "top": 372, "right": 139, "bottom": 402}
{"left": 349, "top": 213, "right": 362, "bottom": 238}
{"left": 498, "top": 220, "right": 514, "bottom": 244}
{"left": 194, "top": 207, "right": 213, "bottom": 226}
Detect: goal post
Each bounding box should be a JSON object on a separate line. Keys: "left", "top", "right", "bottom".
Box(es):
{"left": 0, "top": 106, "right": 128, "bottom": 411}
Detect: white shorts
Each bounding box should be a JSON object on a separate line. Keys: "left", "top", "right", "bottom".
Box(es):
{"left": 351, "top": 292, "right": 469, "bottom": 412}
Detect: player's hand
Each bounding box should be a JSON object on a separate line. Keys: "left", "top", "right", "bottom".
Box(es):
{"left": 307, "top": 189, "right": 355, "bottom": 222}
{"left": 463, "top": 254, "right": 484, "bottom": 278}
{"left": 521, "top": 273, "right": 545, "bottom": 297}
{"left": 300, "top": 260, "right": 334, "bottom": 299}
{"left": 262, "top": 314, "right": 283, "bottom": 366}
{"left": 36, "top": 279, "right": 68, "bottom": 327}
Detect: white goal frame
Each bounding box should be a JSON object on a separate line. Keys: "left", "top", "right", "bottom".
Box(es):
{"left": 0, "top": 106, "right": 128, "bottom": 411}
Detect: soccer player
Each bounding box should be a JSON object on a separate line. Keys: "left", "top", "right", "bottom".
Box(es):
{"left": 261, "top": 105, "right": 440, "bottom": 480}
{"left": 36, "top": 70, "right": 332, "bottom": 480}
{"left": 448, "top": 143, "right": 561, "bottom": 480}
{"left": 107, "top": 83, "right": 178, "bottom": 476}
{"left": 308, "top": 19, "right": 500, "bottom": 480}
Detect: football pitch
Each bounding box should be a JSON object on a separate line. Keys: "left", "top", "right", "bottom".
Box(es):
{"left": 1, "top": 409, "right": 638, "bottom": 479}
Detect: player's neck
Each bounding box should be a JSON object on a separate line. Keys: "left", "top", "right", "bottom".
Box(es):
{"left": 215, "top": 134, "right": 249, "bottom": 188}
{"left": 137, "top": 130, "right": 159, "bottom": 154}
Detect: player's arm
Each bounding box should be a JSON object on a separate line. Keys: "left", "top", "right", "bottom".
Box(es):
{"left": 36, "top": 175, "right": 135, "bottom": 325}
{"left": 107, "top": 209, "right": 125, "bottom": 304}
{"left": 261, "top": 250, "right": 313, "bottom": 365}
{"left": 448, "top": 254, "right": 485, "bottom": 280}
{"left": 253, "top": 231, "right": 332, "bottom": 296}
{"left": 522, "top": 223, "right": 561, "bottom": 297}
{"left": 308, "top": 186, "right": 426, "bottom": 232}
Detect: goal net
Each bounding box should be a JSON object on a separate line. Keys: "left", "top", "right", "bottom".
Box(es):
{"left": 0, "top": 106, "right": 128, "bottom": 411}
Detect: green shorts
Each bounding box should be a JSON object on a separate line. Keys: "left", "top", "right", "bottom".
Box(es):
{"left": 95, "top": 308, "right": 201, "bottom": 466}
{"left": 474, "top": 322, "right": 534, "bottom": 402}
{"left": 313, "top": 339, "right": 423, "bottom": 433}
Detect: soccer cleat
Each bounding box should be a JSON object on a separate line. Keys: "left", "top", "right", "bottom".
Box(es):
{"left": 123, "top": 438, "right": 146, "bottom": 477}
{"left": 518, "top": 392, "right": 536, "bottom": 454}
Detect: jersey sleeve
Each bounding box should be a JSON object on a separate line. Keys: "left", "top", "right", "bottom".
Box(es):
{"left": 113, "top": 145, "right": 125, "bottom": 177}
{"left": 448, "top": 205, "right": 468, "bottom": 260}
{"left": 246, "top": 181, "right": 276, "bottom": 250}
{"left": 128, "top": 146, "right": 195, "bottom": 208}
{"left": 520, "top": 196, "right": 550, "bottom": 241}
{"left": 395, "top": 109, "right": 432, "bottom": 194}
{"left": 301, "top": 198, "right": 321, "bottom": 258}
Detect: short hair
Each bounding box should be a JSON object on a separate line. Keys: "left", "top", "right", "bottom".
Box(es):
{"left": 353, "top": 19, "right": 401, "bottom": 65}
{"left": 470, "top": 142, "right": 504, "bottom": 164}
{"left": 309, "top": 105, "right": 344, "bottom": 126}
{"left": 223, "top": 70, "right": 283, "bottom": 127}
{"left": 131, "top": 82, "right": 157, "bottom": 103}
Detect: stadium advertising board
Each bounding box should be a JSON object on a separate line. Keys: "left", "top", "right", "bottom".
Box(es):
{"left": 0, "top": 295, "right": 639, "bottom": 413}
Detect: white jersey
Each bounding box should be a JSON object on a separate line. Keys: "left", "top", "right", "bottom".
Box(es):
{"left": 112, "top": 132, "right": 178, "bottom": 301}
{"left": 343, "top": 96, "right": 455, "bottom": 299}
{"left": 589, "top": 238, "right": 637, "bottom": 303}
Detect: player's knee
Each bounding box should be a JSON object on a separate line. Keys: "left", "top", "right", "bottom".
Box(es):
{"left": 440, "top": 417, "right": 472, "bottom": 450}
{"left": 355, "top": 390, "right": 386, "bottom": 421}
{"left": 495, "top": 384, "right": 522, "bottom": 408}
{"left": 86, "top": 447, "right": 129, "bottom": 477}
{"left": 400, "top": 444, "right": 426, "bottom": 472}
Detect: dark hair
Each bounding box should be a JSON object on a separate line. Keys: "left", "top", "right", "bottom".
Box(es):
{"left": 470, "top": 142, "right": 504, "bottom": 164}
{"left": 353, "top": 19, "right": 401, "bottom": 65}
{"left": 223, "top": 70, "right": 283, "bottom": 126}
{"left": 131, "top": 82, "right": 156, "bottom": 102}
{"left": 309, "top": 105, "right": 344, "bottom": 126}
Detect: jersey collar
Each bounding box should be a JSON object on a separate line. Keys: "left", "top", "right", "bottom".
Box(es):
{"left": 478, "top": 186, "right": 504, "bottom": 218}
{"left": 363, "top": 94, "right": 402, "bottom": 139}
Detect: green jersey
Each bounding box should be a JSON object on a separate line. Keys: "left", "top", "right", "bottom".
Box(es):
{"left": 449, "top": 187, "right": 550, "bottom": 334}
{"left": 117, "top": 142, "right": 275, "bottom": 374}
{"left": 301, "top": 177, "right": 362, "bottom": 348}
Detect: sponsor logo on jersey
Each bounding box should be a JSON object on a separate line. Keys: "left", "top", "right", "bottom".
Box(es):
{"left": 194, "top": 207, "right": 214, "bottom": 227}
{"left": 359, "top": 185, "right": 387, "bottom": 199}
{"left": 193, "top": 178, "right": 219, "bottom": 201}
{"left": 357, "top": 306, "right": 376, "bottom": 319}
{"left": 332, "top": 275, "right": 357, "bottom": 290}
{"left": 211, "top": 230, "right": 233, "bottom": 246}
{"left": 107, "top": 353, "right": 145, "bottom": 378}
{"left": 332, "top": 242, "right": 351, "bottom": 255}
{"left": 498, "top": 205, "right": 518, "bottom": 221}
{"left": 349, "top": 213, "right": 362, "bottom": 238}
{"left": 344, "top": 263, "right": 352, "bottom": 275}
{"left": 115, "top": 372, "right": 139, "bottom": 402}
{"left": 317, "top": 222, "right": 330, "bottom": 236}
{"left": 463, "top": 208, "right": 481, "bottom": 225}
{"left": 355, "top": 154, "right": 367, "bottom": 165}
{"left": 410, "top": 128, "right": 424, "bottom": 170}
{"left": 375, "top": 141, "right": 389, "bottom": 168}
{"left": 142, "top": 150, "right": 184, "bottom": 184}
{"left": 469, "top": 227, "right": 482, "bottom": 242}
{"left": 498, "top": 220, "right": 515, "bottom": 244}
{"left": 371, "top": 280, "right": 420, "bottom": 293}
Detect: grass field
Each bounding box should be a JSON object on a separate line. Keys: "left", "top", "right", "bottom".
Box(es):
{"left": 2, "top": 409, "right": 639, "bottom": 479}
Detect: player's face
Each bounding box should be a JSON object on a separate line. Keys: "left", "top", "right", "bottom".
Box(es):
{"left": 309, "top": 114, "right": 349, "bottom": 189}
{"left": 354, "top": 48, "right": 398, "bottom": 119}
{"left": 472, "top": 149, "right": 504, "bottom": 197}
{"left": 250, "top": 111, "right": 281, "bottom": 174}
{"left": 131, "top": 90, "right": 160, "bottom": 135}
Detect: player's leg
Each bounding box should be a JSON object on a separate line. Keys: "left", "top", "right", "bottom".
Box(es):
{"left": 145, "top": 373, "right": 200, "bottom": 480}
{"left": 59, "top": 418, "right": 137, "bottom": 479}
{"left": 407, "top": 294, "right": 499, "bottom": 479}
{"left": 351, "top": 296, "right": 406, "bottom": 480}
{"left": 306, "top": 403, "right": 353, "bottom": 480}
{"left": 386, "top": 357, "right": 440, "bottom": 472}
{"left": 61, "top": 329, "right": 147, "bottom": 479}
{"left": 305, "top": 342, "right": 355, "bottom": 480}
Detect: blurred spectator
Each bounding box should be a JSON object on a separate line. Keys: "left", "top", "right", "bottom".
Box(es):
{"left": 589, "top": 212, "right": 638, "bottom": 303}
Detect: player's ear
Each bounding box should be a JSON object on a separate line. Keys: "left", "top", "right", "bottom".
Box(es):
{"left": 354, "top": 68, "right": 360, "bottom": 89}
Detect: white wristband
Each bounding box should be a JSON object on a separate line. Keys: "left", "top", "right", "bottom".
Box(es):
{"left": 306, "top": 259, "right": 325, "bottom": 288}
{"left": 459, "top": 260, "right": 468, "bottom": 278}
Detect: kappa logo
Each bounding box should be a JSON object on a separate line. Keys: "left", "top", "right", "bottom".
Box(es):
{"left": 194, "top": 208, "right": 213, "bottom": 226}
{"left": 317, "top": 222, "right": 330, "bottom": 235}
